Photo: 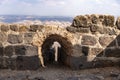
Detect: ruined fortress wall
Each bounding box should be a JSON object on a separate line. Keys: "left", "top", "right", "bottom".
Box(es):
{"left": 0, "top": 14, "right": 120, "bottom": 70}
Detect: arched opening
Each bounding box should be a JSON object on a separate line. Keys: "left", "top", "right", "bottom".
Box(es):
{"left": 41, "top": 34, "right": 73, "bottom": 66}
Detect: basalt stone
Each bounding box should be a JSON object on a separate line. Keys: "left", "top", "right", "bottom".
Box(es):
{"left": 116, "top": 35, "right": 120, "bottom": 46}
{"left": 24, "top": 33, "right": 35, "bottom": 44}
{"left": 102, "top": 15, "right": 115, "bottom": 27}
{"left": 67, "top": 56, "right": 94, "bottom": 69}
{"left": 0, "top": 47, "right": 3, "bottom": 56}
{"left": 8, "top": 34, "right": 23, "bottom": 44}
{"left": 29, "top": 25, "right": 39, "bottom": 32}
{"left": 4, "top": 46, "right": 14, "bottom": 57}
{"left": 10, "top": 25, "right": 19, "bottom": 31}
{"left": 90, "top": 48, "right": 103, "bottom": 55}
{"left": 76, "top": 28, "right": 90, "bottom": 33}
{"left": 66, "top": 27, "right": 77, "bottom": 33}
{"left": 105, "top": 48, "right": 120, "bottom": 57}
{"left": 103, "top": 27, "right": 116, "bottom": 35}
{"left": 16, "top": 56, "right": 40, "bottom": 70}
{"left": 81, "top": 35, "right": 97, "bottom": 46}
{"left": 30, "top": 25, "right": 44, "bottom": 32}
{"left": 72, "top": 16, "right": 88, "bottom": 28}
{"left": 1, "top": 24, "right": 9, "bottom": 32}
{"left": 82, "top": 46, "right": 89, "bottom": 56}
{"left": 14, "top": 45, "right": 26, "bottom": 55}
{"left": 116, "top": 17, "right": 120, "bottom": 29}
{"left": 25, "top": 45, "right": 38, "bottom": 56}
{"left": 15, "top": 45, "right": 38, "bottom": 56}
{"left": 99, "top": 36, "right": 116, "bottom": 47}
{"left": 0, "top": 43, "right": 3, "bottom": 56}
{"left": 0, "top": 57, "right": 16, "bottom": 69}
{"left": 0, "top": 32, "right": 7, "bottom": 42}
{"left": 91, "top": 14, "right": 99, "bottom": 24}
{"left": 90, "top": 24, "right": 99, "bottom": 32}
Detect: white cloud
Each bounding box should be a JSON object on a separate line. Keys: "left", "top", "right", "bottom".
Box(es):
{"left": 0, "top": 0, "right": 120, "bottom": 16}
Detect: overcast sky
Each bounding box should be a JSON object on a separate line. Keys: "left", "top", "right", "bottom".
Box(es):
{"left": 0, "top": 0, "right": 120, "bottom": 16}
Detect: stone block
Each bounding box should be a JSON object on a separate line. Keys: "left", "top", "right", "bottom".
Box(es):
{"left": 24, "top": 33, "right": 35, "bottom": 44}
{"left": 25, "top": 45, "right": 38, "bottom": 56}
{"left": 0, "top": 57, "right": 16, "bottom": 69}
{"left": 14, "top": 45, "right": 26, "bottom": 55}
{"left": 81, "top": 35, "right": 97, "bottom": 46}
{"left": 15, "top": 45, "right": 38, "bottom": 56}
{"left": 103, "top": 27, "right": 117, "bottom": 35}
{"left": 0, "top": 43, "right": 3, "bottom": 56}
{"left": 116, "top": 17, "right": 120, "bottom": 29}
{"left": 90, "top": 24, "right": 99, "bottom": 32}
{"left": 1, "top": 24, "right": 9, "bottom": 32}
{"left": 0, "top": 32, "right": 7, "bottom": 42}
{"left": 82, "top": 46, "right": 89, "bottom": 56}
{"left": 29, "top": 25, "right": 44, "bottom": 32}
{"left": 90, "top": 48, "right": 103, "bottom": 55}
{"left": 72, "top": 15, "right": 89, "bottom": 28}
{"left": 4, "top": 46, "right": 14, "bottom": 57}
{"left": 76, "top": 28, "right": 90, "bottom": 33}
{"left": 66, "top": 27, "right": 77, "bottom": 33}
{"left": 0, "top": 47, "right": 3, "bottom": 56}
{"left": 105, "top": 48, "right": 120, "bottom": 57}
{"left": 91, "top": 14, "right": 99, "bottom": 24}
{"left": 66, "top": 56, "right": 94, "bottom": 69}
{"left": 116, "top": 35, "right": 120, "bottom": 46}
{"left": 99, "top": 36, "right": 116, "bottom": 47}
{"left": 7, "top": 34, "right": 23, "bottom": 44}
{"left": 102, "top": 15, "right": 115, "bottom": 27}
{"left": 19, "top": 26, "right": 29, "bottom": 32}
{"left": 16, "top": 56, "right": 40, "bottom": 70}
{"left": 10, "top": 25, "right": 19, "bottom": 31}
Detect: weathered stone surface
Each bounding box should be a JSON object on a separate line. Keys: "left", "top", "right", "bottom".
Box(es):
{"left": 14, "top": 45, "right": 26, "bottom": 55}
{"left": 103, "top": 27, "right": 116, "bottom": 35}
{"left": 10, "top": 25, "right": 19, "bottom": 31}
{"left": 116, "top": 35, "right": 120, "bottom": 46}
{"left": 24, "top": 33, "right": 35, "bottom": 44}
{"left": 66, "top": 56, "right": 94, "bottom": 69}
{"left": 0, "top": 57, "right": 16, "bottom": 69}
{"left": 72, "top": 45, "right": 83, "bottom": 57}
{"left": 16, "top": 56, "right": 40, "bottom": 70}
{"left": 29, "top": 25, "right": 44, "bottom": 32}
{"left": 1, "top": 24, "right": 9, "bottom": 32}
{"left": 99, "top": 36, "right": 116, "bottom": 47}
{"left": 15, "top": 45, "right": 38, "bottom": 56}
{"left": 0, "top": 47, "right": 3, "bottom": 56}
{"left": 66, "top": 27, "right": 77, "bottom": 33}
{"left": 91, "top": 14, "right": 99, "bottom": 24}
{"left": 82, "top": 46, "right": 89, "bottom": 56}
{"left": 72, "top": 16, "right": 89, "bottom": 28}
{"left": 90, "top": 24, "right": 99, "bottom": 32}
{"left": 19, "top": 26, "right": 29, "bottom": 32}
{"left": 0, "top": 43, "right": 3, "bottom": 56}
{"left": 4, "top": 46, "right": 14, "bottom": 57}
{"left": 105, "top": 48, "right": 120, "bottom": 57}
{"left": 8, "top": 34, "right": 23, "bottom": 44}
{"left": 90, "top": 48, "right": 103, "bottom": 55}
{"left": 76, "top": 28, "right": 90, "bottom": 33}
{"left": 0, "top": 32, "right": 7, "bottom": 42}
{"left": 81, "top": 35, "right": 97, "bottom": 46}
{"left": 116, "top": 17, "right": 120, "bottom": 29}
{"left": 25, "top": 45, "right": 38, "bottom": 56}
{"left": 102, "top": 15, "right": 115, "bottom": 27}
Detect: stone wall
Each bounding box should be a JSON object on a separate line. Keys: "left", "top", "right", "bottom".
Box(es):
{"left": 0, "top": 14, "right": 120, "bottom": 70}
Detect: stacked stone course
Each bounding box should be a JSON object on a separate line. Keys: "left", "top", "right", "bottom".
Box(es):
{"left": 0, "top": 14, "right": 120, "bottom": 70}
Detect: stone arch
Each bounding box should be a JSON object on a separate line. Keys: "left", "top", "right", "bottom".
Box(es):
{"left": 41, "top": 34, "right": 73, "bottom": 66}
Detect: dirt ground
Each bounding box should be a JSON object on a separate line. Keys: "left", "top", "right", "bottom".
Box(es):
{"left": 0, "top": 65, "right": 120, "bottom": 80}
